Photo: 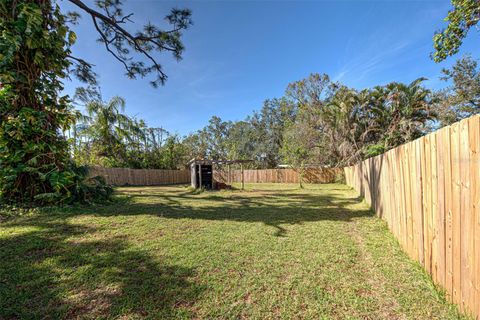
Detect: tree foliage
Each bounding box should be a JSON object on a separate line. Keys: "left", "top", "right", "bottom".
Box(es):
{"left": 0, "top": 0, "right": 192, "bottom": 205}
{"left": 433, "top": 0, "right": 480, "bottom": 62}
{"left": 364, "top": 78, "right": 434, "bottom": 156}
{"left": 68, "top": 0, "right": 192, "bottom": 87}
{"left": 71, "top": 96, "right": 187, "bottom": 170}
{"left": 0, "top": 1, "right": 84, "bottom": 204}
{"left": 181, "top": 73, "right": 435, "bottom": 169}
{"left": 436, "top": 55, "right": 480, "bottom": 125}
{"left": 68, "top": 72, "right": 453, "bottom": 173}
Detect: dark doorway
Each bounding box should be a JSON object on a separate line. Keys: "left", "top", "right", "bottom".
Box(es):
{"left": 194, "top": 164, "right": 213, "bottom": 189}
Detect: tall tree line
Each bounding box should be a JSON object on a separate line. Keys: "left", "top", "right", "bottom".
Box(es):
{"left": 69, "top": 95, "right": 187, "bottom": 170}
{"left": 184, "top": 74, "right": 435, "bottom": 168}
{"left": 183, "top": 56, "right": 480, "bottom": 168}
{"left": 70, "top": 55, "right": 480, "bottom": 171}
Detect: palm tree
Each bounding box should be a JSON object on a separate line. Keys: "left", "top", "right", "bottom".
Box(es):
{"left": 322, "top": 86, "right": 362, "bottom": 166}
{"left": 366, "top": 78, "right": 434, "bottom": 155}
{"left": 84, "top": 96, "right": 142, "bottom": 165}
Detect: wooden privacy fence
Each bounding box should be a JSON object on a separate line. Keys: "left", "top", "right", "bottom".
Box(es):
{"left": 88, "top": 167, "right": 190, "bottom": 186}
{"left": 214, "top": 168, "right": 341, "bottom": 184}
{"left": 89, "top": 167, "right": 340, "bottom": 186}
{"left": 344, "top": 115, "right": 480, "bottom": 318}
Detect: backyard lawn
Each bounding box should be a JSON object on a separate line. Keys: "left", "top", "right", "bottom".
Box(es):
{"left": 0, "top": 184, "right": 467, "bottom": 319}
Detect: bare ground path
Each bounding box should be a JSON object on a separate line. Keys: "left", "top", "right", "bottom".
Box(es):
{"left": 0, "top": 184, "right": 467, "bottom": 319}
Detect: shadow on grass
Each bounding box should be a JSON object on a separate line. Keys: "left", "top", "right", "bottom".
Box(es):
{"left": 0, "top": 185, "right": 372, "bottom": 317}
{"left": 95, "top": 187, "right": 373, "bottom": 237}
{"left": 0, "top": 219, "right": 204, "bottom": 318}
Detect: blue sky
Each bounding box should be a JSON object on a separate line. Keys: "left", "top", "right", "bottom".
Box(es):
{"left": 62, "top": 0, "right": 480, "bottom": 136}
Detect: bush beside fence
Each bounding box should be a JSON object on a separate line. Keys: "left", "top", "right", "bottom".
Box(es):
{"left": 88, "top": 167, "right": 190, "bottom": 186}
{"left": 344, "top": 115, "right": 480, "bottom": 318}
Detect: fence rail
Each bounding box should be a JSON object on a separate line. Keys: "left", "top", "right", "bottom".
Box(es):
{"left": 344, "top": 115, "right": 480, "bottom": 318}
{"left": 214, "top": 168, "right": 341, "bottom": 184}
{"left": 88, "top": 167, "right": 190, "bottom": 186}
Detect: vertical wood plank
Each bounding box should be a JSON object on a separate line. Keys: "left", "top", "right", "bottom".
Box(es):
{"left": 404, "top": 143, "right": 414, "bottom": 259}
{"left": 468, "top": 115, "right": 480, "bottom": 317}
{"left": 436, "top": 129, "right": 446, "bottom": 289}
{"left": 443, "top": 126, "right": 454, "bottom": 299}
{"left": 431, "top": 132, "right": 439, "bottom": 283}
{"left": 391, "top": 150, "right": 399, "bottom": 238}
{"left": 460, "top": 119, "right": 472, "bottom": 312}
{"left": 424, "top": 134, "right": 432, "bottom": 274}
{"left": 451, "top": 122, "right": 462, "bottom": 306}
{"left": 411, "top": 140, "right": 420, "bottom": 262}
{"left": 398, "top": 146, "right": 407, "bottom": 250}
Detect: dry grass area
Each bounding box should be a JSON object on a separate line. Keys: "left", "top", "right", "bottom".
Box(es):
{"left": 0, "top": 184, "right": 467, "bottom": 319}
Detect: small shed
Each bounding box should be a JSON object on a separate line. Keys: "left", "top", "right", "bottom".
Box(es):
{"left": 189, "top": 159, "right": 214, "bottom": 189}
{"left": 188, "top": 159, "right": 253, "bottom": 190}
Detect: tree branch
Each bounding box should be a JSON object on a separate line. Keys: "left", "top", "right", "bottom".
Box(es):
{"left": 67, "top": 0, "right": 192, "bottom": 86}
{"left": 67, "top": 54, "right": 94, "bottom": 67}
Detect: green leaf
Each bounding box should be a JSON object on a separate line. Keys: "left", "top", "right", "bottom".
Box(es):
{"left": 68, "top": 31, "right": 77, "bottom": 45}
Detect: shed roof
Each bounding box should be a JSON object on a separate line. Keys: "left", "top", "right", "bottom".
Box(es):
{"left": 188, "top": 158, "right": 253, "bottom": 166}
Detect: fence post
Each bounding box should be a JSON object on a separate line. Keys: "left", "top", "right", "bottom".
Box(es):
{"left": 241, "top": 163, "right": 244, "bottom": 190}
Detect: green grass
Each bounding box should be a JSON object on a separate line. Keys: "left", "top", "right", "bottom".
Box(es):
{"left": 0, "top": 183, "right": 467, "bottom": 319}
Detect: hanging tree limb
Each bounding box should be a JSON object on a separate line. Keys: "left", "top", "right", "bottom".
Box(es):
{"left": 67, "top": 0, "right": 193, "bottom": 87}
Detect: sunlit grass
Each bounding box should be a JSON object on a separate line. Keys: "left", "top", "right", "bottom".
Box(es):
{"left": 0, "top": 184, "right": 467, "bottom": 319}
